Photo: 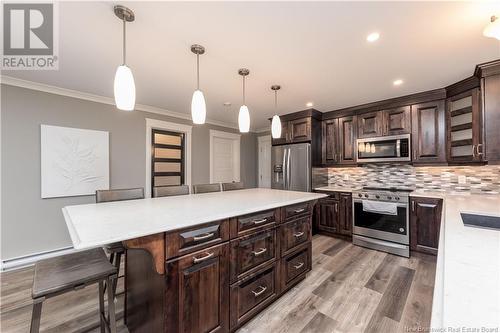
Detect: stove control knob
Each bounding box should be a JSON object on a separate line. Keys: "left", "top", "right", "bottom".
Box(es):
{"left": 358, "top": 193, "right": 363, "bottom": 198}
{"left": 375, "top": 195, "right": 380, "bottom": 199}
{"left": 399, "top": 228, "right": 405, "bottom": 233}
{"left": 395, "top": 197, "right": 400, "bottom": 201}
{"left": 364, "top": 194, "right": 369, "bottom": 198}
{"left": 387, "top": 196, "right": 392, "bottom": 200}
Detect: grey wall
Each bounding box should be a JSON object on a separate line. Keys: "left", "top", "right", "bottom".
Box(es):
{"left": 1, "top": 84, "right": 257, "bottom": 260}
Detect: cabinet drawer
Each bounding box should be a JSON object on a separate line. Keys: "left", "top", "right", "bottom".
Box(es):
{"left": 230, "top": 229, "right": 277, "bottom": 282}
{"left": 283, "top": 202, "right": 311, "bottom": 221}
{"left": 230, "top": 263, "right": 277, "bottom": 329}
{"left": 166, "top": 219, "right": 229, "bottom": 259}
{"left": 280, "top": 217, "right": 311, "bottom": 256}
{"left": 281, "top": 243, "right": 310, "bottom": 292}
{"left": 231, "top": 209, "right": 277, "bottom": 237}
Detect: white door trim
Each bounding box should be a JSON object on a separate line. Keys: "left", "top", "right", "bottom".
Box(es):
{"left": 209, "top": 130, "right": 241, "bottom": 183}
{"left": 258, "top": 135, "right": 272, "bottom": 188}
{"left": 146, "top": 118, "right": 192, "bottom": 198}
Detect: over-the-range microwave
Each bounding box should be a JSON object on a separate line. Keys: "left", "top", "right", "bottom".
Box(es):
{"left": 356, "top": 134, "right": 411, "bottom": 163}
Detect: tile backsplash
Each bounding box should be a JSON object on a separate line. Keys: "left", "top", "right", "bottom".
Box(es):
{"left": 313, "top": 164, "right": 500, "bottom": 194}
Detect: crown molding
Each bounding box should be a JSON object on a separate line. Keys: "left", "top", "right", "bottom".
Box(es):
{"left": 0, "top": 75, "right": 251, "bottom": 131}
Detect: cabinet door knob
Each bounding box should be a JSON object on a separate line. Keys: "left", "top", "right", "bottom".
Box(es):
{"left": 193, "top": 252, "right": 214, "bottom": 264}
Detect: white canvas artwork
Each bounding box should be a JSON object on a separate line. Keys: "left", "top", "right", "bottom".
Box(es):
{"left": 41, "top": 125, "right": 109, "bottom": 198}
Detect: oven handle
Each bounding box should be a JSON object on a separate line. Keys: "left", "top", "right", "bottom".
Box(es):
{"left": 353, "top": 199, "right": 408, "bottom": 208}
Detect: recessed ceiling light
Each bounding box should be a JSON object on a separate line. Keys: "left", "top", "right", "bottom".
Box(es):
{"left": 223, "top": 102, "right": 231, "bottom": 107}
{"left": 393, "top": 79, "right": 403, "bottom": 86}
{"left": 306, "top": 102, "right": 313, "bottom": 107}
{"left": 366, "top": 32, "right": 380, "bottom": 42}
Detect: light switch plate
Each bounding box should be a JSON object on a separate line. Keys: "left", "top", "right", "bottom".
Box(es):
{"left": 343, "top": 174, "right": 350, "bottom": 181}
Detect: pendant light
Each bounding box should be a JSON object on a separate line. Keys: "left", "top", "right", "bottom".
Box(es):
{"left": 191, "top": 44, "right": 206, "bottom": 124}
{"left": 238, "top": 68, "right": 250, "bottom": 133}
{"left": 113, "top": 5, "right": 136, "bottom": 111}
{"left": 483, "top": 16, "right": 500, "bottom": 40}
{"left": 270, "top": 85, "right": 282, "bottom": 139}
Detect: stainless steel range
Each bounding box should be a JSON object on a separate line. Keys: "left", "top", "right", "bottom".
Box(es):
{"left": 352, "top": 187, "right": 412, "bottom": 257}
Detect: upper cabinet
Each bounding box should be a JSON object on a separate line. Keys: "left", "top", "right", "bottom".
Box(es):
{"left": 383, "top": 106, "right": 411, "bottom": 135}
{"left": 321, "top": 119, "right": 338, "bottom": 165}
{"left": 338, "top": 116, "right": 357, "bottom": 165}
{"left": 411, "top": 100, "right": 446, "bottom": 164}
{"left": 289, "top": 118, "right": 311, "bottom": 143}
{"left": 446, "top": 88, "right": 483, "bottom": 163}
{"left": 357, "top": 111, "right": 383, "bottom": 138}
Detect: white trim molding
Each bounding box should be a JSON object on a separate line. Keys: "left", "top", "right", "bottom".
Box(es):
{"left": 209, "top": 130, "right": 241, "bottom": 183}
{"left": 257, "top": 135, "right": 272, "bottom": 188}
{"left": 1, "top": 75, "right": 241, "bottom": 130}
{"left": 146, "top": 118, "right": 192, "bottom": 198}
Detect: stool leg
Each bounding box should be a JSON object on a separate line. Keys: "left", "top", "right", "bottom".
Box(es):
{"left": 112, "top": 252, "right": 122, "bottom": 298}
{"left": 98, "top": 281, "right": 105, "bottom": 333}
{"left": 106, "top": 276, "right": 117, "bottom": 333}
{"left": 103, "top": 252, "right": 115, "bottom": 295}
{"left": 30, "top": 298, "right": 43, "bottom": 333}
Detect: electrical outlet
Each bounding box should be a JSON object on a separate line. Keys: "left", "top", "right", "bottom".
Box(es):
{"left": 343, "top": 174, "right": 350, "bottom": 181}
{"left": 458, "top": 175, "right": 467, "bottom": 184}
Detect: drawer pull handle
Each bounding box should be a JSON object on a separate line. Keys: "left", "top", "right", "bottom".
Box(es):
{"left": 293, "top": 232, "right": 305, "bottom": 238}
{"left": 252, "top": 248, "right": 267, "bottom": 256}
{"left": 294, "top": 208, "right": 305, "bottom": 213}
{"left": 193, "top": 232, "right": 215, "bottom": 241}
{"left": 293, "top": 262, "right": 304, "bottom": 270}
{"left": 193, "top": 252, "right": 214, "bottom": 264}
{"left": 252, "top": 218, "right": 268, "bottom": 225}
{"left": 251, "top": 285, "right": 267, "bottom": 297}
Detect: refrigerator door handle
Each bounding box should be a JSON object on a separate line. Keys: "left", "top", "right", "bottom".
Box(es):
{"left": 287, "top": 147, "right": 291, "bottom": 190}
{"left": 282, "top": 148, "right": 287, "bottom": 189}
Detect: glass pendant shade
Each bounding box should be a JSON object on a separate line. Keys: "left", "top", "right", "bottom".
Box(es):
{"left": 271, "top": 115, "right": 282, "bottom": 139}
{"left": 114, "top": 65, "right": 136, "bottom": 111}
{"left": 238, "top": 105, "right": 250, "bottom": 133}
{"left": 483, "top": 16, "right": 500, "bottom": 40}
{"left": 191, "top": 89, "right": 206, "bottom": 124}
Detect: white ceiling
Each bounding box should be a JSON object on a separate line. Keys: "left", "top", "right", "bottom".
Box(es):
{"left": 3, "top": 1, "right": 500, "bottom": 130}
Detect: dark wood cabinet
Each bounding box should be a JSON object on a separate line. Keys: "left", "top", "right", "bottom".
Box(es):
{"left": 315, "top": 198, "right": 339, "bottom": 234}
{"left": 271, "top": 121, "right": 290, "bottom": 146}
{"left": 338, "top": 116, "right": 357, "bottom": 165}
{"left": 358, "top": 111, "right": 383, "bottom": 138}
{"left": 289, "top": 118, "right": 311, "bottom": 142}
{"left": 383, "top": 106, "right": 411, "bottom": 135}
{"left": 338, "top": 193, "right": 352, "bottom": 236}
{"left": 411, "top": 100, "right": 446, "bottom": 164}
{"left": 410, "top": 196, "right": 443, "bottom": 255}
{"left": 314, "top": 192, "right": 352, "bottom": 237}
{"left": 165, "top": 242, "right": 230, "bottom": 333}
{"left": 446, "top": 88, "right": 483, "bottom": 163}
{"left": 321, "top": 119, "right": 339, "bottom": 165}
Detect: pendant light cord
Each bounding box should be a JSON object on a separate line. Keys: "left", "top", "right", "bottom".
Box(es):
{"left": 274, "top": 90, "right": 278, "bottom": 109}
{"left": 242, "top": 75, "right": 246, "bottom": 105}
{"left": 122, "top": 18, "right": 126, "bottom": 65}
{"left": 196, "top": 54, "right": 200, "bottom": 90}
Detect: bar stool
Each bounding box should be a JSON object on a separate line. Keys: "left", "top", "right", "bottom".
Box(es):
{"left": 221, "top": 181, "right": 244, "bottom": 191}
{"left": 192, "top": 183, "right": 221, "bottom": 194}
{"left": 152, "top": 185, "right": 189, "bottom": 197}
{"left": 30, "top": 248, "right": 117, "bottom": 333}
{"left": 96, "top": 188, "right": 144, "bottom": 296}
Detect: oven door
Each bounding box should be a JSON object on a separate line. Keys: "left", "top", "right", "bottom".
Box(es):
{"left": 352, "top": 199, "right": 409, "bottom": 245}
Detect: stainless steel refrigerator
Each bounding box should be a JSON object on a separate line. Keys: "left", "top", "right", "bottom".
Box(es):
{"left": 271, "top": 143, "right": 311, "bottom": 192}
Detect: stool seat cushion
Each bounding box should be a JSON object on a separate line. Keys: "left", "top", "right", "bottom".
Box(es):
{"left": 32, "top": 248, "right": 116, "bottom": 299}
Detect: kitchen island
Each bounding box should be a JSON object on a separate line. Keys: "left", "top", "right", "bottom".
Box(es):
{"left": 62, "top": 188, "right": 326, "bottom": 333}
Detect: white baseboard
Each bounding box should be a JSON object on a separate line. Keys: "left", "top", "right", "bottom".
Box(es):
{"left": 1, "top": 246, "right": 75, "bottom": 271}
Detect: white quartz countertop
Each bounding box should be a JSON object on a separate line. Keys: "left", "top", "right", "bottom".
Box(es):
{"left": 62, "top": 188, "right": 326, "bottom": 250}
{"left": 429, "top": 193, "right": 500, "bottom": 330}
{"left": 314, "top": 186, "right": 361, "bottom": 193}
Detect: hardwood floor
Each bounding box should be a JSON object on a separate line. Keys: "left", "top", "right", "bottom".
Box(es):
{"left": 0, "top": 235, "right": 436, "bottom": 333}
